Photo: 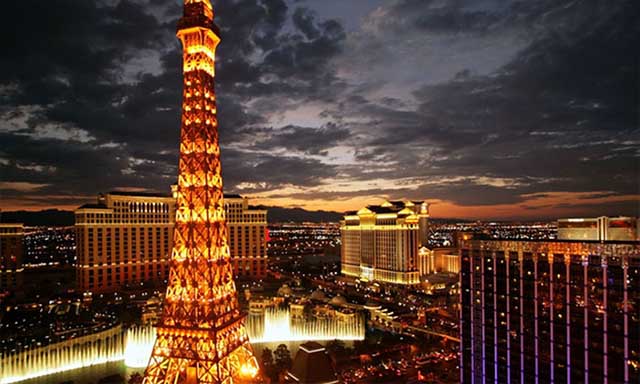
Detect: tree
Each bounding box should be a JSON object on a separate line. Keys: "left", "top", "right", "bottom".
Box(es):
{"left": 327, "top": 339, "right": 345, "bottom": 352}
{"left": 261, "top": 347, "right": 274, "bottom": 367}
{"left": 274, "top": 344, "right": 292, "bottom": 371}
{"left": 353, "top": 339, "right": 365, "bottom": 354}
{"left": 326, "top": 339, "right": 346, "bottom": 361}
{"left": 261, "top": 347, "right": 277, "bottom": 381}
{"left": 128, "top": 373, "right": 143, "bottom": 384}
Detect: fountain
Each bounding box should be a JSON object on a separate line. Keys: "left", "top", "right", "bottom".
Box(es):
{"left": 123, "top": 326, "right": 156, "bottom": 368}
{"left": 0, "top": 308, "right": 364, "bottom": 383}
{"left": 0, "top": 326, "right": 125, "bottom": 384}
{"left": 0, "top": 326, "right": 157, "bottom": 384}
{"left": 246, "top": 307, "right": 365, "bottom": 343}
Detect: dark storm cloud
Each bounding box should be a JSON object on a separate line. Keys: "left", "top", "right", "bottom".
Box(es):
{"left": 1, "top": 0, "right": 637, "bottom": 217}
{"left": 221, "top": 149, "right": 337, "bottom": 190}
{"left": 548, "top": 200, "right": 640, "bottom": 218}
{"left": 277, "top": 180, "right": 529, "bottom": 207}
{"left": 0, "top": 0, "right": 167, "bottom": 101}
{"left": 0, "top": 0, "right": 347, "bottom": 205}
{"left": 367, "top": 0, "right": 620, "bottom": 37}
{"left": 0, "top": 131, "right": 170, "bottom": 199}
{"left": 370, "top": 0, "right": 507, "bottom": 34}
{"left": 316, "top": 0, "right": 639, "bottom": 214}
{"left": 252, "top": 124, "right": 351, "bottom": 155}
{"left": 292, "top": 8, "right": 320, "bottom": 40}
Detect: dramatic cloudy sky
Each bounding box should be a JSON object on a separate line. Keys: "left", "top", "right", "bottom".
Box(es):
{"left": 0, "top": 0, "right": 638, "bottom": 219}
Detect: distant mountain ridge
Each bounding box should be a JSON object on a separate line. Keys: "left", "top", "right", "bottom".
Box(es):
{"left": 0, "top": 207, "right": 344, "bottom": 226}
{"left": 0, "top": 209, "right": 75, "bottom": 227}
{"left": 0, "top": 208, "right": 478, "bottom": 226}
{"left": 255, "top": 206, "right": 342, "bottom": 223}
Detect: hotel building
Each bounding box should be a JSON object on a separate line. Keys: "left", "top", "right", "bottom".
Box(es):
{"left": 418, "top": 247, "right": 460, "bottom": 276}
{"left": 459, "top": 235, "right": 640, "bottom": 383}
{"left": 76, "top": 191, "right": 267, "bottom": 292}
{"left": 340, "top": 200, "right": 429, "bottom": 285}
{"left": 75, "top": 192, "right": 175, "bottom": 292}
{"left": 224, "top": 194, "right": 268, "bottom": 279}
{"left": 0, "top": 224, "right": 25, "bottom": 293}
{"left": 558, "top": 216, "right": 639, "bottom": 241}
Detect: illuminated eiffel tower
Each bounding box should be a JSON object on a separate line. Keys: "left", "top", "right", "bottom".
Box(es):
{"left": 143, "top": 1, "right": 259, "bottom": 383}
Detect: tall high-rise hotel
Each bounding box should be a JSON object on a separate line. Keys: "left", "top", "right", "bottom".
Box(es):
{"left": 341, "top": 200, "right": 429, "bottom": 285}
{"left": 459, "top": 234, "right": 640, "bottom": 383}
{"left": 76, "top": 191, "right": 267, "bottom": 292}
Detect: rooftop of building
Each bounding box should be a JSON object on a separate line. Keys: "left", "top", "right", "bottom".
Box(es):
{"left": 367, "top": 205, "right": 402, "bottom": 214}
{"left": 0, "top": 223, "right": 25, "bottom": 236}
{"left": 77, "top": 192, "right": 249, "bottom": 210}
{"left": 423, "top": 273, "right": 458, "bottom": 283}
{"left": 344, "top": 200, "right": 428, "bottom": 217}
{"left": 0, "top": 223, "right": 25, "bottom": 228}
{"left": 558, "top": 216, "right": 638, "bottom": 221}
{"left": 77, "top": 203, "right": 108, "bottom": 209}
{"left": 288, "top": 341, "right": 338, "bottom": 384}
{"left": 106, "top": 191, "right": 171, "bottom": 198}
{"left": 107, "top": 191, "right": 245, "bottom": 199}
{"left": 299, "top": 341, "right": 325, "bottom": 353}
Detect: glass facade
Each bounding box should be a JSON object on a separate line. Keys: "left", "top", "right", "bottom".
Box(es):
{"left": 460, "top": 239, "right": 640, "bottom": 383}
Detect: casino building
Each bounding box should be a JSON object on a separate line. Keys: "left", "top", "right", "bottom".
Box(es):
{"left": 340, "top": 200, "right": 429, "bottom": 285}
{"left": 75, "top": 191, "right": 267, "bottom": 292}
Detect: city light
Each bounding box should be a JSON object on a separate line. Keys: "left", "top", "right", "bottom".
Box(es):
{"left": 0, "top": 0, "right": 636, "bottom": 383}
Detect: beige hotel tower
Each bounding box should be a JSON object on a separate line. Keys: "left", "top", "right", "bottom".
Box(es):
{"left": 341, "top": 200, "right": 429, "bottom": 285}
{"left": 76, "top": 190, "right": 267, "bottom": 292}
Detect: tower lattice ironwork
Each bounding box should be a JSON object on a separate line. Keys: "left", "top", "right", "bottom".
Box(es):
{"left": 143, "top": 1, "right": 259, "bottom": 383}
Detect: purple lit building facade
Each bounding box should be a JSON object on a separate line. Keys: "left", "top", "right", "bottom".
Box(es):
{"left": 459, "top": 237, "right": 640, "bottom": 383}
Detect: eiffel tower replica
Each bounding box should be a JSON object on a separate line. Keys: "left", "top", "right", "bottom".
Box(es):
{"left": 143, "top": 1, "right": 259, "bottom": 383}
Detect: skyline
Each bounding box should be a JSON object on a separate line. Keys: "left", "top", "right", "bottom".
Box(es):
{"left": 1, "top": 0, "right": 638, "bottom": 220}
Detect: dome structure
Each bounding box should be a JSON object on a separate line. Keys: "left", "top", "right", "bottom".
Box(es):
{"left": 277, "top": 284, "right": 293, "bottom": 297}
{"left": 310, "top": 289, "right": 327, "bottom": 301}
{"left": 329, "top": 294, "right": 347, "bottom": 306}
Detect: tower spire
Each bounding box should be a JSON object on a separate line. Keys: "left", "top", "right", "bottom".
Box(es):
{"left": 142, "top": 0, "right": 259, "bottom": 383}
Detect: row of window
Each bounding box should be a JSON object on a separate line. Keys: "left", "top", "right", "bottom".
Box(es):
{"left": 80, "top": 258, "right": 268, "bottom": 289}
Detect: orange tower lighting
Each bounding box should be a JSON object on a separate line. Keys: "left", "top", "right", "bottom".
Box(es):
{"left": 143, "top": 0, "right": 259, "bottom": 383}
